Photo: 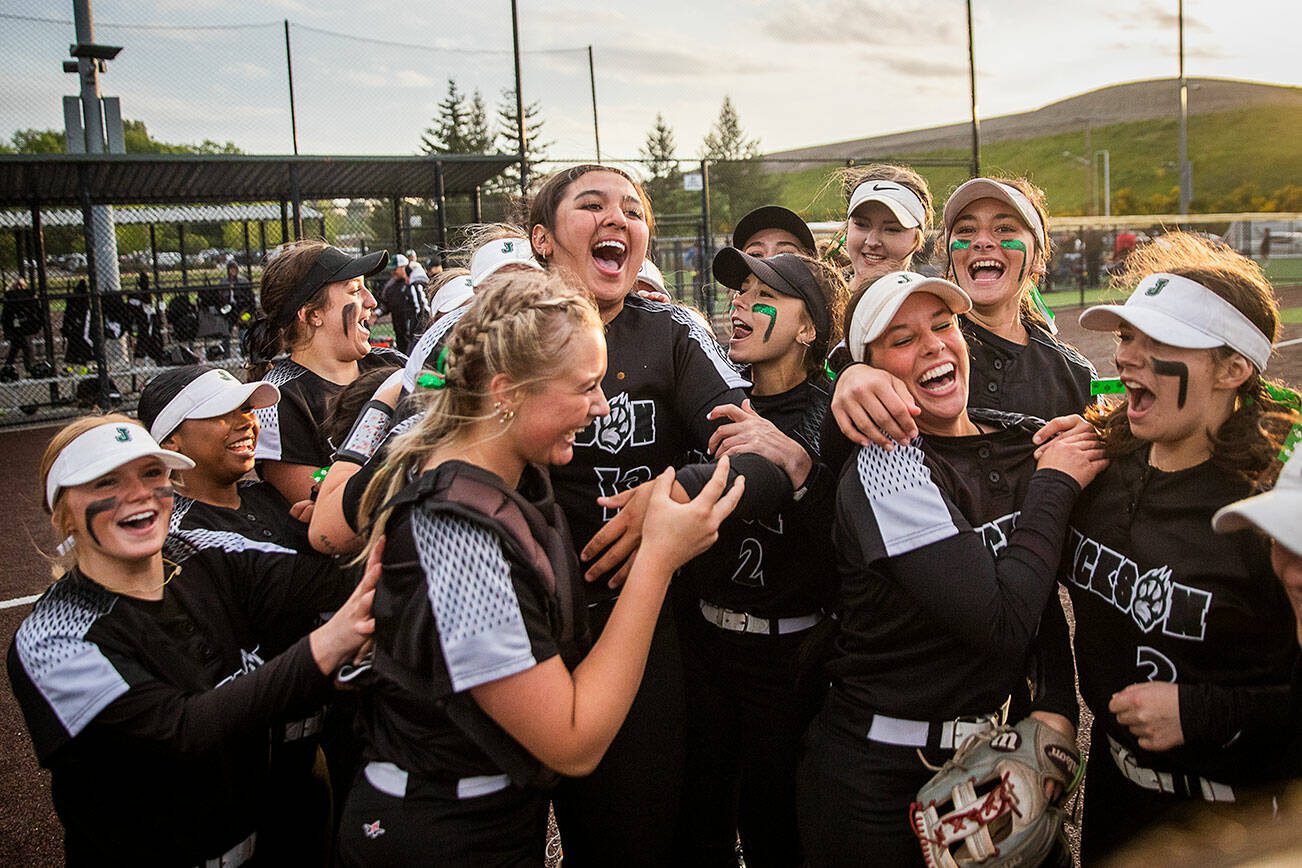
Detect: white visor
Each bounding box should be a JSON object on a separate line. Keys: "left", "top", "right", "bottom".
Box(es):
{"left": 943, "top": 178, "right": 1046, "bottom": 251}
{"left": 470, "top": 238, "right": 542, "bottom": 287}
{"left": 430, "top": 275, "right": 475, "bottom": 314}
{"left": 149, "top": 368, "right": 280, "bottom": 443}
{"left": 47, "top": 423, "right": 194, "bottom": 510}
{"left": 1212, "top": 446, "right": 1302, "bottom": 555}
{"left": 848, "top": 181, "right": 926, "bottom": 229}
{"left": 636, "top": 260, "right": 666, "bottom": 295}
{"left": 847, "top": 271, "right": 972, "bottom": 362}
{"left": 1079, "top": 272, "right": 1272, "bottom": 372}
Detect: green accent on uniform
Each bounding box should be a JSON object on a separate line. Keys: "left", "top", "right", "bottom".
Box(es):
{"left": 1029, "top": 286, "right": 1057, "bottom": 333}
{"left": 825, "top": 229, "right": 847, "bottom": 260}
{"left": 949, "top": 239, "right": 972, "bottom": 251}
{"left": 752, "top": 303, "right": 778, "bottom": 342}
{"left": 313, "top": 466, "right": 330, "bottom": 484}
{"left": 1280, "top": 423, "right": 1302, "bottom": 463}
{"left": 1090, "top": 378, "right": 1126, "bottom": 396}
{"left": 824, "top": 359, "right": 837, "bottom": 382}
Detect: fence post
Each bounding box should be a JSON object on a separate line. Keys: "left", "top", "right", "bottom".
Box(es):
{"left": 31, "top": 203, "right": 57, "bottom": 398}
{"left": 434, "top": 161, "right": 448, "bottom": 267}
{"left": 242, "top": 221, "right": 253, "bottom": 281}
{"left": 179, "top": 222, "right": 188, "bottom": 287}
{"left": 699, "top": 159, "right": 714, "bottom": 316}
{"left": 148, "top": 222, "right": 160, "bottom": 290}
{"left": 78, "top": 164, "right": 112, "bottom": 411}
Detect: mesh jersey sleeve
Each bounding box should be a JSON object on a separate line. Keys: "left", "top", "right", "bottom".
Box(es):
{"left": 410, "top": 510, "right": 558, "bottom": 694}
{"left": 254, "top": 369, "right": 323, "bottom": 466}
{"left": 660, "top": 303, "right": 750, "bottom": 452}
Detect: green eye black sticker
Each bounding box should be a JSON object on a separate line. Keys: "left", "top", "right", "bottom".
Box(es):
{"left": 751, "top": 303, "right": 778, "bottom": 342}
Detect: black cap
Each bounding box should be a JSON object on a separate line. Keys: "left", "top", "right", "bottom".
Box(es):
{"left": 731, "top": 206, "right": 816, "bottom": 255}
{"left": 277, "top": 246, "right": 389, "bottom": 326}
{"left": 712, "top": 249, "right": 830, "bottom": 347}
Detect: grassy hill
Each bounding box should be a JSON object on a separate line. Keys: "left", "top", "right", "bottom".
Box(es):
{"left": 772, "top": 104, "right": 1302, "bottom": 220}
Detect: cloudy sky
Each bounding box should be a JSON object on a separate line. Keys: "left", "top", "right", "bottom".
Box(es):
{"left": 2, "top": 0, "right": 1298, "bottom": 161}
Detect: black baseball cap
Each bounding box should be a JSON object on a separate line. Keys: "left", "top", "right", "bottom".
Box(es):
{"left": 731, "top": 206, "right": 816, "bottom": 255}
{"left": 712, "top": 249, "right": 830, "bottom": 346}
{"left": 277, "top": 246, "right": 389, "bottom": 326}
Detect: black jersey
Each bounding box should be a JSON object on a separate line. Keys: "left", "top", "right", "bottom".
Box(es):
{"left": 682, "top": 375, "right": 837, "bottom": 618}
{"left": 827, "top": 412, "right": 1080, "bottom": 721}
{"left": 255, "top": 346, "right": 406, "bottom": 468}
{"left": 960, "top": 316, "right": 1095, "bottom": 420}
{"left": 172, "top": 479, "right": 310, "bottom": 553}
{"left": 6, "top": 543, "right": 352, "bottom": 866}
{"left": 1063, "top": 449, "right": 1298, "bottom": 787}
{"left": 359, "top": 461, "right": 580, "bottom": 786}
{"left": 551, "top": 296, "right": 749, "bottom": 598}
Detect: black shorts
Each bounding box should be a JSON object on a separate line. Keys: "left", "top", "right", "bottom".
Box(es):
{"left": 337, "top": 771, "right": 548, "bottom": 867}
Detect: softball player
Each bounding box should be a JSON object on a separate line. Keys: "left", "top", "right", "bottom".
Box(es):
{"left": 672, "top": 250, "right": 847, "bottom": 866}
{"left": 334, "top": 272, "right": 743, "bottom": 866}
{"left": 245, "top": 241, "right": 406, "bottom": 504}
{"left": 830, "top": 176, "right": 1095, "bottom": 450}
{"left": 7, "top": 415, "right": 376, "bottom": 867}
{"left": 795, "top": 272, "right": 1106, "bottom": 866}
{"left": 1065, "top": 233, "right": 1300, "bottom": 860}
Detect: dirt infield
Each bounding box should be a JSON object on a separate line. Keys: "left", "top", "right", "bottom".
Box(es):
{"left": 0, "top": 286, "right": 1298, "bottom": 863}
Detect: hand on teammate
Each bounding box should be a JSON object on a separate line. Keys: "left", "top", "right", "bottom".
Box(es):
{"left": 637, "top": 460, "right": 745, "bottom": 576}
{"left": 308, "top": 536, "right": 382, "bottom": 674}
{"left": 831, "top": 364, "right": 919, "bottom": 449}
{"left": 1109, "top": 682, "right": 1184, "bottom": 752}
{"left": 707, "top": 400, "right": 812, "bottom": 490}
{"left": 1032, "top": 414, "right": 1109, "bottom": 488}
{"left": 583, "top": 476, "right": 689, "bottom": 589}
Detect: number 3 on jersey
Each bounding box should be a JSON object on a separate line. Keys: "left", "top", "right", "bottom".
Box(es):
{"left": 595, "top": 466, "right": 653, "bottom": 521}
{"left": 730, "top": 537, "right": 764, "bottom": 588}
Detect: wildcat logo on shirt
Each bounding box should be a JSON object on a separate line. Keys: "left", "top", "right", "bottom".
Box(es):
{"left": 575, "top": 392, "right": 656, "bottom": 454}
{"left": 1066, "top": 528, "right": 1211, "bottom": 640}
{"left": 975, "top": 512, "right": 1019, "bottom": 557}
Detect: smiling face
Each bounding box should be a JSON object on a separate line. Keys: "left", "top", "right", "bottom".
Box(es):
{"left": 846, "top": 200, "right": 919, "bottom": 283}
{"left": 947, "top": 198, "right": 1041, "bottom": 314}
{"left": 309, "top": 276, "right": 377, "bottom": 361}
{"left": 164, "top": 404, "right": 259, "bottom": 487}
{"left": 727, "top": 274, "right": 815, "bottom": 367}
{"left": 508, "top": 325, "right": 610, "bottom": 467}
{"left": 742, "top": 228, "right": 809, "bottom": 259}
{"left": 1113, "top": 324, "right": 1242, "bottom": 461}
{"left": 59, "top": 456, "right": 174, "bottom": 565}
{"left": 531, "top": 171, "right": 650, "bottom": 314}
{"left": 867, "top": 292, "right": 970, "bottom": 433}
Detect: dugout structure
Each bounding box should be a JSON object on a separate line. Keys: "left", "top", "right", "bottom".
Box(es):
{"left": 0, "top": 152, "right": 516, "bottom": 426}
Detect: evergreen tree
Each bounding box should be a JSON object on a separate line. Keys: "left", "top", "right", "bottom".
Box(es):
{"left": 464, "top": 90, "right": 493, "bottom": 154}
{"left": 700, "top": 96, "right": 777, "bottom": 230}
{"left": 422, "top": 79, "right": 469, "bottom": 154}
{"left": 494, "top": 88, "right": 552, "bottom": 192}
{"left": 640, "top": 113, "right": 686, "bottom": 214}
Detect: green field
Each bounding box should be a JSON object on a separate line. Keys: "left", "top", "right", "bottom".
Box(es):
{"left": 774, "top": 106, "right": 1302, "bottom": 220}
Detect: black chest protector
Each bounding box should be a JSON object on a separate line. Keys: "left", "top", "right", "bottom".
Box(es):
{"left": 370, "top": 461, "right": 590, "bottom": 788}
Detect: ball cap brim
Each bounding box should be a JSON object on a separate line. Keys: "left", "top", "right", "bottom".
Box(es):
{"left": 731, "top": 206, "right": 817, "bottom": 254}
{"left": 141, "top": 366, "right": 280, "bottom": 443}
{"left": 1212, "top": 449, "right": 1302, "bottom": 555}
{"left": 712, "top": 248, "right": 830, "bottom": 346}
{"left": 46, "top": 423, "right": 194, "bottom": 511}
{"left": 847, "top": 271, "right": 972, "bottom": 362}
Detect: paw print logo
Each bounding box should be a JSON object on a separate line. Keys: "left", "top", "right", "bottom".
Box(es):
{"left": 1131, "top": 566, "right": 1171, "bottom": 633}
{"left": 595, "top": 393, "right": 634, "bottom": 454}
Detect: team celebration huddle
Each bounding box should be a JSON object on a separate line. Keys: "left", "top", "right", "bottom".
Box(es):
{"left": 7, "top": 162, "right": 1301, "bottom": 867}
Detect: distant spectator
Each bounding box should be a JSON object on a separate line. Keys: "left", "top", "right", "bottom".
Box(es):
{"left": 2, "top": 277, "right": 43, "bottom": 378}
{"left": 1260, "top": 227, "right": 1272, "bottom": 263}
{"left": 61, "top": 278, "right": 94, "bottom": 368}
{"left": 128, "top": 272, "right": 167, "bottom": 365}
{"left": 378, "top": 254, "right": 430, "bottom": 354}
{"left": 169, "top": 290, "right": 198, "bottom": 344}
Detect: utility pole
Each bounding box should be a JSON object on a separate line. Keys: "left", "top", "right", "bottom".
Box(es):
{"left": 1177, "top": 0, "right": 1191, "bottom": 214}
{"left": 965, "top": 0, "right": 980, "bottom": 177}
{"left": 510, "top": 0, "right": 528, "bottom": 194}
{"left": 588, "top": 46, "right": 602, "bottom": 162}
{"left": 284, "top": 20, "right": 300, "bottom": 155}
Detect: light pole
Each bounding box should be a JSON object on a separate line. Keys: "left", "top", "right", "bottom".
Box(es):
{"left": 1062, "top": 150, "right": 1093, "bottom": 214}
{"left": 1094, "top": 149, "right": 1111, "bottom": 216}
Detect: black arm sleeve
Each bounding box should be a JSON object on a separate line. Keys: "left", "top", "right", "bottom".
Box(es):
{"left": 92, "top": 636, "right": 331, "bottom": 755}
{"left": 1178, "top": 681, "right": 1297, "bottom": 749}
{"left": 1028, "top": 590, "right": 1080, "bottom": 723}
{"left": 674, "top": 453, "right": 794, "bottom": 522}
{"left": 886, "top": 469, "right": 1081, "bottom": 660}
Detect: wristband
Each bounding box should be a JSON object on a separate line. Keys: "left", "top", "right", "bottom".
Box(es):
{"left": 334, "top": 400, "right": 394, "bottom": 465}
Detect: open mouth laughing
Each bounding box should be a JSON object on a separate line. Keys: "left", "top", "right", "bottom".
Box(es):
{"left": 592, "top": 239, "right": 628, "bottom": 277}
{"left": 917, "top": 361, "right": 957, "bottom": 394}
{"left": 967, "top": 258, "right": 1007, "bottom": 284}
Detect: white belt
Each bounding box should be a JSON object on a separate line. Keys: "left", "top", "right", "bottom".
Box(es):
{"left": 201, "top": 832, "right": 255, "bottom": 868}
{"left": 1107, "top": 735, "right": 1236, "bottom": 802}
{"left": 364, "top": 761, "right": 511, "bottom": 801}
{"left": 699, "top": 599, "right": 823, "bottom": 636}
{"left": 867, "top": 712, "right": 1000, "bottom": 750}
